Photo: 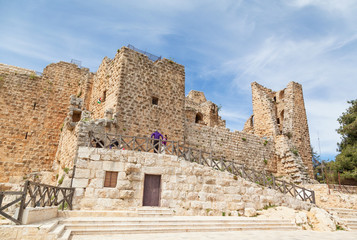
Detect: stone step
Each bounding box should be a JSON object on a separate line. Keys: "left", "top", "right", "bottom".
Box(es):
{"left": 58, "top": 210, "right": 138, "bottom": 218}
{"left": 137, "top": 207, "right": 173, "bottom": 216}
{"left": 338, "top": 213, "right": 357, "bottom": 218}
{"left": 69, "top": 225, "right": 298, "bottom": 235}
{"left": 327, "top": 208, "right": 357, "bottom": 213}
{"left": 59, "top": 216, "right": 294, "bottom": 225}
{"left": 54, "top": 216, "right": 297, "bottom": 239}
{"left": 327, "top": 208, "right": 357, "bottom": 219}
{"left": 62, "top": 222, "right": 296, "bottom": 230}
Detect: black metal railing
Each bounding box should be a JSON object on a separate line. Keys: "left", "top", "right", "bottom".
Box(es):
{"left": 127, "top": 44, "right": 162, "bottom": 62}
{"left": 0, "top": 181, "right": 75, "bottom": 225}
{"left": 89, "top": 131, "right": 315, "bottom": 204}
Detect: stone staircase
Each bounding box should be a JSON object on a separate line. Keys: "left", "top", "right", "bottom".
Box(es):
{"left": 327, "top": 208, "right": 357, "bottom": 230}
{"left": 48, "top": 208, "right": 298, "bottom": 240}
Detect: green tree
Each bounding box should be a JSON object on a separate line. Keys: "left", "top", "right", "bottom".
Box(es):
{"left": 335, "top": 99, "right": 357, "bottom": 183}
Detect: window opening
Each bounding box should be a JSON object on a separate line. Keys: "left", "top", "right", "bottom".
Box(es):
{"left": 104, "top": 171, "right": 118, "bottom": 188}
{"left": 33, "top": 102, "right": 37, "bottom": 110}
{"left": 152, "top": 97, "right": 158, "bottom": 105}
{"left": 277, "top": 118, "right": 280, "bottom": 124}
{"left": 25, "top": 132, "right": 28, "bottom": 139}
{"left": 195, "top": 113, "right": 203, "bottom": 123}
{"left": 273, "top": 96, "right": 277, "bottom": 102}
{"left": 72, "top": 111, "right": 81, "bottom": 122}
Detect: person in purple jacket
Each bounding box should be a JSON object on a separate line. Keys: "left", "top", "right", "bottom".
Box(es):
{"left": 151, "top": 130, "right": 163, "bottom": 153}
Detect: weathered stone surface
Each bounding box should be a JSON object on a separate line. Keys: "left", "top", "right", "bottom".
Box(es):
{"left": 308, "top": 207, "right": 336, "bottom": 231}
{"left": 244, "top": 207, "right": 257, "bottom": 217}
{"left": 71, "top": 148, "right": 311, "bottom": 214}
{"left": 72, "top": 178, "right": 89, "bottom": 188}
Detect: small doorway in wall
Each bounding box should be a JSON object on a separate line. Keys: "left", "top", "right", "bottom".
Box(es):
{"left": 143, "top": 174, "right": 161, "bottom": 206}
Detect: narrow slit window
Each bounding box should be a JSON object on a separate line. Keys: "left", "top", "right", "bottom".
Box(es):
{"left": 25, "top": 132, "right": 28, "bottom": 139}
{"left": 33, "top": 102, "right": 37, "bottom": 110}
{"left": 102, "top": 90, "right": 107, "bottom": 102}
{"left": 152, "top": 97, "right": 158, "bottom": 105}
{"left": 104, "top": 171, "right": 118, "bottom": 188}
{"left": 277, "top": 118, "right": 280, "bottom": 124}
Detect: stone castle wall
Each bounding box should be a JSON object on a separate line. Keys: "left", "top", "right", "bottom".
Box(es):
{"left": 0, "top": 63, "right": 93, "bottom": 182}
{"left": 89, "top": 47, "right": 186, "bottom": 142}
{"left": 184, "top": 123, "right": 276, "bottom": 173}
{"left": 0, "top": 47, "right": 314, "bottom": 185}
{"left": 72, "top": 147, "right": 312, "bottom": 215}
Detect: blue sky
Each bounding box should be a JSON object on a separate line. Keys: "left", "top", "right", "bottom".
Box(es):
{"left": 1, "top": 0, "right": 356, "bottom": 161}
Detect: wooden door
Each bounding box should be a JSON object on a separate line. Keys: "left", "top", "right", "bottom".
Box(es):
{"left": 143, "top": 174, "right": 161, "bottom": 206}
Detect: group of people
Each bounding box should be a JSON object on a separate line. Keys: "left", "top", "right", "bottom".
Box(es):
{"left": 151, "top": 130, "right": 168, "bottom": 153}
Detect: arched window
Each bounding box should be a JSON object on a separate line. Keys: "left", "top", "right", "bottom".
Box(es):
{"left": 195, "top": 113, "right": 203, "bottom": 123}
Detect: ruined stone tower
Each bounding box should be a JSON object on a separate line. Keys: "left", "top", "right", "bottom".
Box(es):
{"left": 243, "top": 82, "right": 313, "bottom": 182}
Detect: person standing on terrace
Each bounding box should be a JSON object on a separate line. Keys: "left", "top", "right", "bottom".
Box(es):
{"left": 151, "top": 130, "right": 163, "bottom": 153}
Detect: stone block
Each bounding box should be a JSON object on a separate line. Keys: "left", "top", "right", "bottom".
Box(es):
{"left": 103, "top": 161, "right": 124, "bottom": 171}
{"left": 75, "top": 188, "right": 84, "bottom": 197}
{"left": 78, "top": 148, "right": 91, "bottom": 159}
{"left": 84, "top": 187, "right": 95, "bottom": 197}
{"left": 90, "top": 154, "right": 101, "bottom": 161}
{"left": 88, "top": 179, "right": 103, "bottom": 188}
{"left": 118, "top": 171, "right": 127, "bottom": 180}
{"left": 75, "top": 168, "right": 91, "bottom": 178}
{"left": 76, "top": 159, "right": 88, "bottom": 168}
{"left": 244, "top": 207, "right": 257, "bottom": 217}
{"left": 96, "top": 170, "right": 105, "bottom": 178}
{"left": 88, "top": 161, "right": 103, "bottom": 169}
{"left": 117, "top": 180, "right": 131, "bottom": 189}
{"left": 72, "top": 178, "right": 89, "bottom": 188}
{"left": 95, "top": 189, "right": 108, "bottom": 198}
{"left": 119, "top": 190, "right": 134, "bottom": 199}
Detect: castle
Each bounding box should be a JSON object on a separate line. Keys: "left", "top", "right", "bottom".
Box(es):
{"left": 0, "top": 46, "right": 313, "bottom": 187}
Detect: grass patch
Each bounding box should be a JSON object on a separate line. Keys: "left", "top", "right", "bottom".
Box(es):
{"left": 263, "top": 204, "right": 277, "bottom": 210}
{"left": 290, "top": 148, "right": 299, "bottom": 156}
{"left": 336, "top": 225, "right": 345, "bottom": 231}
{"left": 58, "top": 175, "right": 64, "bottom": 185}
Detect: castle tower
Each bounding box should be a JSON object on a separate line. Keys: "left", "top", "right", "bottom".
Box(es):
{"left": 88, "top": 47, "right": 186, "bottom": 142}
{"left": 243, "top": 82, "right": 314, "bottom": 180}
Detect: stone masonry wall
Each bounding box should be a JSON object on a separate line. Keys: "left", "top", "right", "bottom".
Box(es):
{"left": 89, "top": 47, "right": 186, "bottom": 142}
{"left": 0, "top": 62, "right": 93, "bottom": 183}
{"left": 72, "top": 147, "right": 312, "bottom": 215}
{"left": 184, "top": 123, "right": 276, "bottom": 173}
